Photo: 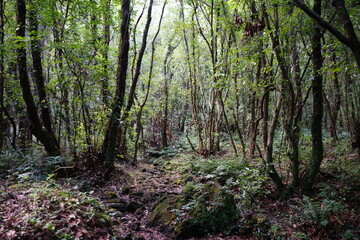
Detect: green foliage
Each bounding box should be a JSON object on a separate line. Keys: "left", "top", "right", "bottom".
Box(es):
{"left": 189, "top": 157, "right": 267, "bottom": 208}
{"left": 269, "top": 224, "right": 285, "bottom": 240}
{"left": 290, "top": 232, "right": 309, "bottom": 240}
{"left": 169, "top": 156, "right": 269, "bottom": 238}
{"left": 342, "top": 229, "right": 360, "bottom": 240}
{"left": 293, "top": 195, "right": 343, "bottom": 227}
{"left": 11, "top": 153, "right": 72, "bottom": 181}
{"left": 0, "top": 151, "right": 24, "bottom": 177}
{"left": 174, "top": 183, "right": 240, "bottom": 238}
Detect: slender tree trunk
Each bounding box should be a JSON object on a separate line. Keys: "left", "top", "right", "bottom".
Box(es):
{"left": 219, "top": 93, "right": 238, "bottom": 156}
{"left": 4, "top": 62, "right": 17, "bottom": 150}
{"left": 103, "top": 0, "right": 131, "bottom": 177}
{"left": 264, "top": 4, "right": 299, "bottom": 188}
{"left": 0, "top": 0, "right": 4, "bottom": 151}
{"left": 162, "top": 38, "right": 177, "bottom": 148}
{"left": 162, "top": 70, "right": 170, "bottom": 148}
{"left": 327, "top": 52, "right": 340, "bottom": 140}
{"left": 123, "top": 0, "right": 153, "bottom": 120}
{"left": 115, "top": 0, "right": 153, "bottom": 159}
{"left": 180, "top": 1, "right": 204, "bottom": 153}
{"left": 132, "top": 3, "right": 169, "bottom": 160}
{"left": 265, "top": 98, "right": 285, "bottom": 192}
{"left": 249, "top": 83, "right": 258, "bottom": 158}
{"left": 233, "top": 73, "right": 246, "bottom": 158}
{"left": 302, "top": 0, "right": 324, "bottom": 192}
{"left": 100, "top": 0, "right": 111, "bottom": 106}
{"left": 290, "top": 37, "right": 303, "bottom": 188}
{"left": 52, "top": 1, "right": 73, "bottom": 155}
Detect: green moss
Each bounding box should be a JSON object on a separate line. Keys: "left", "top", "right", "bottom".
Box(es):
{"left": 148, "top": 195, "right": 182, "bottom": 227}
{"left": 175, "top": 183, "right": 240, "bottom": 238}
{"left": 175, "top": 194, "right": 240, "bottom": 238}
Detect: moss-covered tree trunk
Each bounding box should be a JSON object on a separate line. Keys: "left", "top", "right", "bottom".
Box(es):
{"left": 103, "top": 0, "right": 131, "bottom": 177}
{"left": 302, "top": 0, "right": 324, "bottom": 192}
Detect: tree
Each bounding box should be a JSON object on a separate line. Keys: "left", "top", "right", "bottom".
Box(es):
{"left": 134, "top": 0, "right": 167, "bottom": 163}
{"left": 16, "top": 0, "right": 60, "bottom": 156}
{"left": 116, "top": 0, "right": 154, "bottom": 159}
{"left": 100, "top": 0, "right": 112, "bottom": 106}
{"left": 301, "top": 0, "right": 324, "bottom": 192}
{"left": 0, "top": 0, "right": 4, "bottom": 151}
{"left": 103, "top": 0, "right": 131, "bottom": 177}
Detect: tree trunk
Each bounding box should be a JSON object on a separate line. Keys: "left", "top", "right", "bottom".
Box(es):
{"left": 100, "top": 0, "right": 111, "bottom": 106}
{"left": 134, "top": 0, "right": 167, "bottom": 163}
{"left": 233, "top": 73, "right": 246, "bottom": 158}
{"left": 293, "top": 0, "right": 360, "bottom": 69}
{"left": 162, "top": 70, "right": 170, "bottom": 148}
{"left": 180, "top": 1, "right": 204, "bottom": 153}
{"left": 162, "top": 38, "right": 177, "bottom": 148}
{"left": 249, "top": 90, "right": 258, "bottom": 158}
{"left": 114, "top": 0, "right": 153, "bottom": 160}
{"left": 28, "top": 7, "right": 59, "bottom": 151}
{"left": 103, "top": 0, "right": 131, "bottom": 177}
{"left": 264, "top": 3, "right": 299, "bottom": 188}
{"left": 16, "top": 0, "right": 60, "bottom": 156}
{"left": 219, "top": 93, "right": 238, "bottom": 156}
{"left": 302, "top": 0, "right": 324, "bottom": 192}
{"left": 328, "top": 52, "right": 340, "bottom": 140}
{"left": 51, "top": 1, "right": 73, "bottom": 155}
{"left": 265, "top": 98, "right": 285, "bottom": 192}
{"left": 0, "top": 0, "right": 4, "bottom": 151}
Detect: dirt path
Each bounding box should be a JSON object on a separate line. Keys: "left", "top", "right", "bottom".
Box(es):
{"left": 101, "top": 162, "right": 182, "bottom": 240}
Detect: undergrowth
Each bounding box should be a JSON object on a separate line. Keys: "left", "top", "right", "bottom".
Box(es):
{"left": 0, "top": 176, "right": 113, "bottom": 240}
{"left": 170, "top": 156, "right": 269, "bottom": 238}
{"left": 0, "top": 150, "right": 72, "bottom": 181}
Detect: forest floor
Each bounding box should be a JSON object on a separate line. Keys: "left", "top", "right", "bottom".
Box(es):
{"left": 0, "top": 147, "right": 360, "bottom": 239}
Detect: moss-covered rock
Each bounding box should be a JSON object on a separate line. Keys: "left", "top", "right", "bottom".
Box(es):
{"left": 147, "top": 182, "right": 241, "bottom": 239}
{"left": 175, "top": 193, "right": 240, "bottom": 239}
{"left": 147, "top": 195, "right": 182, "bottom": 234}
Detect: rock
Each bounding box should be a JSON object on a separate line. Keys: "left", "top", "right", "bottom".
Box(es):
{"left": 107, "top": 201, "right": 127, "bottom": 212}
{"left": 129, "top": 222, "right": 141, "bottom": 231}
{"left": 147, "top": 195, "right": 182, "bottom": 234}
{"left": 122, "top": 185, "right": 132, "bottom": 195}
{"left": 125, "top": 201, "right": 142, "bottom": 213}
{"left": 106, "top": 199, "right": 141, "bottom": 213}
{"left": 122, "top": 232, "right": 133, "bottom": 240}
{"left": 129, "top": 191, "right": 144, "bottom": 198}
{"left": 78, "top": 180, "right": 91, "bottom": 192}
{"left": 135, "top": 237, "right": 145, "bottom": 240}
{"left": 142, "top": 192, "right": 160, "bottom": 203}
{"left": 183, "top": 174, "right": 194, "bottom": 183}
{"left": 175, "top": 184, "right": 241, "bottom": 239}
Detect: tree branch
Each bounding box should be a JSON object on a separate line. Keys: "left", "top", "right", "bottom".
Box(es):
{"left": 292, "top": 0, "right": 351, "bottom": 46}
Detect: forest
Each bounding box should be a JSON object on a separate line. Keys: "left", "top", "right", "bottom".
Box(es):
{"left": 0, "top": 0, "right": 359, "bottom": 239}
